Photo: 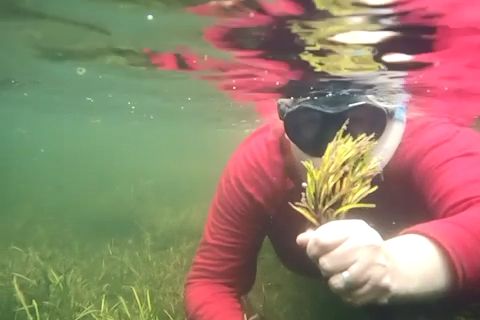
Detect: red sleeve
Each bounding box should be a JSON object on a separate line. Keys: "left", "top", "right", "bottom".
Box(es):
{"left": 399, "top": 118, "right": 480, "bottom": 293}
{"left": 185, "top": 123, "right": 286, "bottom": 320}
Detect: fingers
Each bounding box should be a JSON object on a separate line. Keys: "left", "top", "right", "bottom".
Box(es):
{"left": 296, "top": 219, "right": 392, "bottom": 306}
{"left": 322, "top": 244, "right": 385, "bottom": 280}
{"left": 328, "top": 258, "right": 370, "bottom": 293}
{"left": 348, "top": 280, "right": 391, "bottom": 306}
{"left": 328, "top": 259, "right": 392, "bottom": 306}
{"left": 317, "top": 240, "right": 359, "bottom": 276}
{"left": 298, "top": 220, "right": 357, "bottom": 257}
{"left": 296, "top": 229, "right": 314, "bottom": 247}
{"left": 298, "top": 220, "right": 382, "bottom": 275}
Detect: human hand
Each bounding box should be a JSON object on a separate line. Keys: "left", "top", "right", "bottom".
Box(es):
{"left": 296, "top": 219, "right": 394, "bottom": 306}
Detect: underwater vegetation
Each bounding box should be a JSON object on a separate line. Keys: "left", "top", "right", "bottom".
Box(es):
{"left": 0, "top": 229, "right": 356, "bottom": 320}
{"left": 0, "top": 233, "right": 193, "bottom": 320}
{"left": 0, "top": 174, "right": 477, "bottom": 320}
{"left": 290, "top": 121, "right": 380, "bottom": 226}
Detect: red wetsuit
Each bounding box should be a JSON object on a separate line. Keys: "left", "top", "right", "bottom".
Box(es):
{"left": 184, "top": 116, "right": 480, "bottom": 320}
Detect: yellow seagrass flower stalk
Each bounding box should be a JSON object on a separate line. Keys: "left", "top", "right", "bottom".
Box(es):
{"left": 290, "top": 120, "right": 381, "bottom": 226}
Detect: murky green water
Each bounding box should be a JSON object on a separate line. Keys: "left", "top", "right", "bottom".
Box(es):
{"left": 1, "top": 0, "right": 478, "bottom": 319}
{"left": 0, "top": 1, "right": 263, "bottom": 318}
{"left": 0, "top": 0, "right": 255, "bottom": 243}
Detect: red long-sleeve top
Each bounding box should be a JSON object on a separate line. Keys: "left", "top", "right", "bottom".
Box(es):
{"left": 184, "top": 117, "right": 480, "bottom": 320}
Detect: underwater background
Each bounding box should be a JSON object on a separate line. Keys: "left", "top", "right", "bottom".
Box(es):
{"left": 1, "top": 0, "right": 479, "bottom": 319}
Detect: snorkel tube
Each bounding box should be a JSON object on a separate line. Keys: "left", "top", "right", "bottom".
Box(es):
{"left": 366, "top": 95, "right": 407, "bottom": 169}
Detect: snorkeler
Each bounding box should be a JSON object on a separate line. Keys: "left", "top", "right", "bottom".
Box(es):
{"left": 184, "top": 88, "right": 480, "bottom": 320}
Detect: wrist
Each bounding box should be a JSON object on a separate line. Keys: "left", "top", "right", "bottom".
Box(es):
{"left": 382, "top": 234, "right": 453, "bottom": 301}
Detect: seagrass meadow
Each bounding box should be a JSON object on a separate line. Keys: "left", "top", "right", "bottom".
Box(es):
{"left": 0, "top": 221, "right": 368, "bottom": 320}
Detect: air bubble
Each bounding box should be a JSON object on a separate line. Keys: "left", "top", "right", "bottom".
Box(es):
{"left": 76, "top": 67, "right": 86, "bottom": 76}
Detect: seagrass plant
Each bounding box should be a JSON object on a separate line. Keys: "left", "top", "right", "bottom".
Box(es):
{"left": 290, "top": 120, "right": 381, "bottom": 226}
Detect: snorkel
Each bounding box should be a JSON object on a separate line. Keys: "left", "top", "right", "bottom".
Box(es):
{"left": 366, "top": 95, "right": 407, "bottom": 169}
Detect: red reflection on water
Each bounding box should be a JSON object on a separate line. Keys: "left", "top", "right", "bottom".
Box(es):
{"left": 145, "top": 0, "right": 309, "bottom": 118}
{"left": 397, "top": 0, "right": 480, "bottom": 126}
{"left": 146, "top": 0, "right": 480, "bottom": 126}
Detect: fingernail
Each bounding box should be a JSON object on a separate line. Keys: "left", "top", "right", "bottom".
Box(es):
{"left": 296, "top": 234, "right": 306, "bottom": 245}
{"left": 331, "top": 278, "right": 343, "bottom": 290}
{"left": 296, "top": 230, "right": 313, "bottom": 245}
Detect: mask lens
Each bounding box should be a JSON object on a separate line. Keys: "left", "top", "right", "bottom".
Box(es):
{"left": 345, "top": 104, "right": 387, "bottom": 138}
{"left": 284, "top": 108, "right": 346, "bottom": 157}
{"left": 283, "top": 104, "right": 388, "bottom": 157}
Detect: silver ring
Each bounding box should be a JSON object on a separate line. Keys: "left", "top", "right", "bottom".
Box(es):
{"left": 341, "top": 270, "right": 353, "bottom": 290}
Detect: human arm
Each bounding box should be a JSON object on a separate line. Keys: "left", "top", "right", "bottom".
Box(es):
{"left": 185, "top": 176, "right": 268, "bottom": 320}
{"left": 185, "top": 124, "right": 285, "bottom": 320}
{"left": 395, "top": 118, "right": 480, "bottom": 293}
{"left": 296, "top": 221, "right": 452, "bottom": 305}
{"left": 296, "top": 119, "right": 480, "bottom": 305}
